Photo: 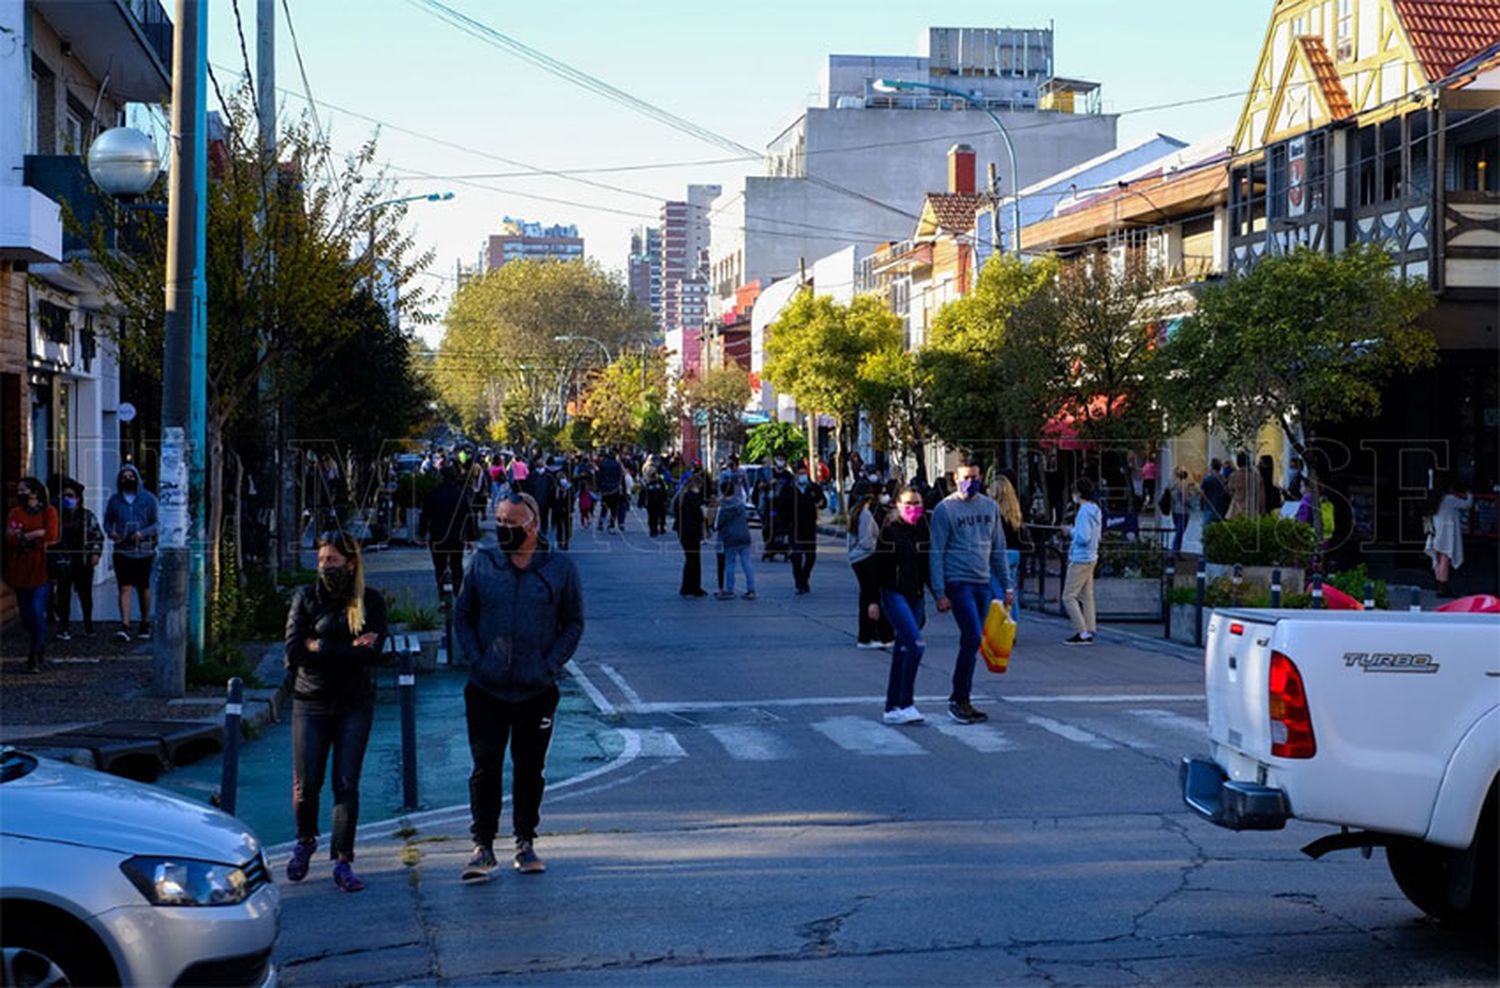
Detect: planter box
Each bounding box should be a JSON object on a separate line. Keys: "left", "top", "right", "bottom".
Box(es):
{"left": 1205, "top": 563, "right": 1304, "bottom": 597}
{"left": 1094, "top": 577, "right": 1162, "bottom": 620}
{"left": 1168, "top": 603, "right": 1209, "bottom": 645}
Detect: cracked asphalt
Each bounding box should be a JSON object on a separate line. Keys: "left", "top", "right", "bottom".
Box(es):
{"left": 271, "top": 527, "right": 1498, "bottom": 986}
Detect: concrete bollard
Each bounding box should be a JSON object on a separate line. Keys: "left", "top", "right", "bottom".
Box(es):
{"left": 399, "top": 648, "right": 418, "bottom": 811}
{"left": 1410, "top": 586, "right": 1423, "bottom": 612}
{"left": 220, "top": 677, "right": 243, "bottom": 817}
{"left": 1232, "top": 563, "right": 1243, "bottom": 605}
{"left": 1364, "top": 580, "right": 1376, "bottom": 610}
{"left": 1271, "top": 568, "right": 1282, "bottom": 608}
{"left": 1311, "top": 572, "right": 1324, "bottom": 609}
{"left": 1163, "top": 558, "right": 1176, "bottom": 640}
{"left": 442, "top": 577, "right": 455, "bottom": 666}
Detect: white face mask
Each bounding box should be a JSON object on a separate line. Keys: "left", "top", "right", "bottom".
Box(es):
{"left": 878, "top": 493, "right": 891, "bottom": 505}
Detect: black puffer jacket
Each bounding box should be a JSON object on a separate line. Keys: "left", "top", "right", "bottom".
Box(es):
{"left": 873, "top": 515, "right": 932, "bottom": 601}
{"left": 284, "top": 583, "right": 388, "bottom": 702}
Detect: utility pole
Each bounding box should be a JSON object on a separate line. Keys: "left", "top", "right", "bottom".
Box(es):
{"left": 154, "top": 0, "right": 207, "bottom": 696}
{"left": 987, "top": 162, "right": 1002, "bottom": 264}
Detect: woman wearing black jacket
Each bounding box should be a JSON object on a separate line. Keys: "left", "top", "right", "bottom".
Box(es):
{"left": 283, "top": 530, "right": 387, "bottom": 892}
{"left": 871, "top": 486, "right": 932, "bottom": 725}
{"left": 674, "top": 474, "right": 707, "bottom": 597}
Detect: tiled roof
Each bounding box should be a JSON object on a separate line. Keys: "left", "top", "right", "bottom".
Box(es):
{"left": 1298, "top": 36, "right": 1353, "bottom": 119}
{"left": 1393, "top": 0, "right": 1500, "bottom": 81}
{"left": 921, "top": 193, "right": 986, "bottom": 235}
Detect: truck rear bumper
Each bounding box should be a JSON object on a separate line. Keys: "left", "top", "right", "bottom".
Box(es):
{"left": 1180, "top": 756, "right": 1289, "bottom": 831}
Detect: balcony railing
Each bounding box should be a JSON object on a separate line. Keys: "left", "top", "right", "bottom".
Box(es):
{"left": 23, "top": 155, "right": 154, "bottom": 257}
{"left": 127, "top": 0, "right": 174, "bottom": 76}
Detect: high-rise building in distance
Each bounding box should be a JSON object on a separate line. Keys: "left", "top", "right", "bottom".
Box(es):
{"left": 485, "top": 216, "right": 584, "bottom": 271}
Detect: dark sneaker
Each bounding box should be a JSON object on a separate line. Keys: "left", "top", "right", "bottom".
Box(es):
{"left": 715, "top": 591, "right": 735, "bottom": 600}
{"left": 513, "top": 840, "right": 546, "bottom": 874}
{"left": 286, "top": 839, "right": 316, "bottom": 882}
{"left": 1063, "top": 633, "right": 1094, "bottom": 646}
{"left": 332, "top": 860, "right": 366, "bottom": 892}
{"left": 948, "top": 700, "right": 989, "bottom": 725}
{"left": 742, "top": 591, "right": 756, "bottom": 600}
{"left": 136, "top": 621, "right": 152, "bottom": 641}
{"left": 114, "top": 626, "right": 133, "bottom": 643}
{"left": 83, "top": 623, "right": 95, "bottom": 635}
{"left": 462, "top": 844, "right": 498, "bottom": 883}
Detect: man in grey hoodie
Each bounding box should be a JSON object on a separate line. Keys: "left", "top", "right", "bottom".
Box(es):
{"left": 454, "top": 491, "right": 584, "bottom": 882}
{"left": 103, "top": 463, "right": 158, "bottom": 642}
{"left": 929, "top": 455, "right": 1013, "bottom": 725}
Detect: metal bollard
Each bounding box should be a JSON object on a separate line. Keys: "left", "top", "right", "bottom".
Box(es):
{"left": 442, "top": 577, "right": 455, "bottom": 667}
{"left": 1163, "top": 558, "right": 1175, "bottom": 640}
{"left": 1410, "top": 586, "right": 1423, "bottom": 612}
{"left": 1271, "top": 568, "right": 1282, "bottom": 608}
{"left": 1364, "top": 580, "right": 1375, "bottom": 610}
{"left": 1311, "top": 572, "right": 1324, "bottom": 609}
{"left": 220, "top": 677, "right": 243, "bottom": 817}
{"left": 398, "top": 648, "right": 419, "bottom": 811}
{"left": 1194, "top": 558, "right": 1207, "bottom": 648}
{"left": 1232, "top": 563, "right": 1243, "bottom": 606}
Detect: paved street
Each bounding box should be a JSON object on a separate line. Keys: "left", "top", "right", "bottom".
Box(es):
{"left": 270, "top": 526, "right": 1498, "bottom": 986}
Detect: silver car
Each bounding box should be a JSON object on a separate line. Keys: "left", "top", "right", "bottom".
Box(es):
{"left": 0, "top": 748, "right": 280, "bottom": 987}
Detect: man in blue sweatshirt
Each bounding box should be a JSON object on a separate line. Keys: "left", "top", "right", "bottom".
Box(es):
{"left": 1063, "top": 476, "right": 1103, "bottom": 645}
{"left": 929, "top": 456, "right": 1013, "bottom": 724}
{"left": 454, "top": 491, "right": 584, "bottom": 883}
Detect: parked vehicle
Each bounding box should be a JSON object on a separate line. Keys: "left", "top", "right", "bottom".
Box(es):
{"left": 0, "top": 748, "right": 280, "bottom": 986}
{"left": 1180, "top": 609, "right": 1499, "bottom": 931}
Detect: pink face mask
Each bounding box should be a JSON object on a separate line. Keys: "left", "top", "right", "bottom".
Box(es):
{"left": 899, "top": 503, "right": 923, "bottom": 524}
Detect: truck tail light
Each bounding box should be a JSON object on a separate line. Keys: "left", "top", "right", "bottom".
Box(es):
{"left": 1269, "top": 650, "right": 1316, "bottom": 759}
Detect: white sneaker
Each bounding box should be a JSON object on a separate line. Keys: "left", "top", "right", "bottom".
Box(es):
{"left": 879, "top": 641, "right": 896, "bottom": 649}
{"left": 897, "top": 706, "right": 924, "bottom": 724}
{"left": 857, "top": 641, "right": 882, "bottom": 650}
{"left": 881, "top": 708, "right": 906, "bottom": 724}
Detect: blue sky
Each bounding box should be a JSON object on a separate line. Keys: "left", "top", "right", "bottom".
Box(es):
{"left": 204, "top": 0, "right": 1273, "bottom": 338}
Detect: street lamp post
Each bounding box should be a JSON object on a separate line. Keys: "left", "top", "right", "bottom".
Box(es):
{"left": 873, "top": 78, "right": 1024, "bottom": 257}
{"left": 363, "top": 191, "right": 455, "bottom": 283}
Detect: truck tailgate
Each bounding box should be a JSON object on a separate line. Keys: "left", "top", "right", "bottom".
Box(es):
{"left": 1203, "top": 609, "right": 1500, "bottom": 840}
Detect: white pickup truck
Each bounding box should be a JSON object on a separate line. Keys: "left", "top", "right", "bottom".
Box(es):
{"left": 1180, "top": 608, "right": 1500, "bottom": 931}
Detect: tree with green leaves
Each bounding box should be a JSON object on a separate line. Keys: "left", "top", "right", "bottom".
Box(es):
{"left": 682, "top": 365, "right": 752, "bottom": 462}
{"left": 857, "top": 346, "right": 930, "bottom": 474}
{"left": 764, "top": 291, "right": 901, "bottom": 494}
{"left": 579, "top": 349, "right": 673, "bottom": 451}
{"left": 1161, "top": 244, "right": 1435, "bottom": 530}
{"left": 919, "top": 255, "right": 1058, "bottom": 454}
{"left": 744, "top": 420, "right": 809, "bottom": 465}
{"left": 434, "top": 259, "right": 653, "bottom": 436}
{"left": 88, "top": 82, "right": 433, "bottom": 594}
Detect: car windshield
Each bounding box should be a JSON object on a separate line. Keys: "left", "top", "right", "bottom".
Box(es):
{"left": 0, "top": 748, "right": 38, "bottom": 783}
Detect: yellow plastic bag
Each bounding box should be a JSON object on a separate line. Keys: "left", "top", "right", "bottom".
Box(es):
{"left": 979, "top": 599, "right": 1016, "bottom": 674}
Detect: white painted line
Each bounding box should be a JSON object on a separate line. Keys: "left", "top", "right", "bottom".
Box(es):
{"left": 567, "top": 663, "right": 615, "bottom": 717}
{"left": 636, "top": 727, "right": 687, "bottom": 758}
{"left": 1003, "top": 694, "right": 1206, "bottom": 704}
{"left": 598, "top": 662, "right": 646, "bottom": 713}
{"left": 812, "top": 716, "right": 927, "bottom": 756}
{"left": 1023, "top": 714, "right": 1116, "bottom": 750}
{"left": 49, "top": 657, "right": 101, "bottom": 665}
{"left": 1129, "top": 708, "right": 1210, "bottom": 737}
{"left": 397, "top": 675, "right": 416, "bottom": 687}
{"left": 626, "top": 693, "right": 1204, "bottom": 714}
{"left": 703, "top": 724, "right": 794, "bottom": 761}
{"left": 928, "top": 720, "right": 1016, "bottom": 752}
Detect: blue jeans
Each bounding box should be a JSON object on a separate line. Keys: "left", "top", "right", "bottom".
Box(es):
{"left": 945, "top": 580, "right": 991, "bottom": 704}
{"left": 1172, "top": 513, "right": 1190, "bottom": 555}
{"left": 723, "top": 544, "right": 755, "bottom": 593}
{"left": 17, "top": 584, "right": 49, "bottom": 654}
{"left": 881, "top": 590, "right": 926, "bottom": 711}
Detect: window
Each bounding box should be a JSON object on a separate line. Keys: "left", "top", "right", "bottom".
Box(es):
{"left": 1335, "top": 0, "right": 1354, "bottom": 61}
{"left": 1269, "top": 143, "right": 1288, "bottom": 218}
{"left": 1307, "top": 132, "right": 1327, "bottom": 210}
{"left": 1381, "top": 117, "right": 1403, "bottom": 201}
{"left": 26, "top": 71, "right": 39, "bottom": 154}
{"left": 1449, "top": 133, "right": 1499, "bottom": 193}
{"left": 1357, "top": 124, "right": 1379, "bottom": 206}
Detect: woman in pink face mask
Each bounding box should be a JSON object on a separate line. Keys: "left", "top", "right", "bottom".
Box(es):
{"left": 869, "top": 486, "right": 932, "bottom": 725}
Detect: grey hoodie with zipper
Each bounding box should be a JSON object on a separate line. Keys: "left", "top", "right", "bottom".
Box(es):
{"left": 454, "top": 541, "right": 585, "bottom": 702}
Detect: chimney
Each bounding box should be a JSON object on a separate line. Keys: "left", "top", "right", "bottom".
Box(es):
{"left": 948, "top": 143, "right": 976, "bottom": 195}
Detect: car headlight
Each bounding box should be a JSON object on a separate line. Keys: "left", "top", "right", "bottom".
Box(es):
{"left": 119, "top": 856, "right": 252, "bottom": 907}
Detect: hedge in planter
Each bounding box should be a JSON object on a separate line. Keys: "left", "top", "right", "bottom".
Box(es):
{"left": 1201, "top": 516, "right": 1316, "bottom": 568}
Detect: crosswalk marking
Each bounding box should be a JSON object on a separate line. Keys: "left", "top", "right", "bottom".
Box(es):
{"left": 811, "top": 717, "right": 927, "bottom": 756}
{"left": 635, "top": 728, "right": 687, "bottom": 758}
{"left": 1129, "top": 709, "right": 1209, "bottom": 738}
{"left": 1022, "top": 714, "right": 1117, "bottom": 750}
{"left": 704, "top": 724, "right": 795, "bottom": 761}
{"left": 927, "top": 720, "right": 1017, "bottom": 752}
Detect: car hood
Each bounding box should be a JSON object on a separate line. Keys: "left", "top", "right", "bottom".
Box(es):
{"left": 0, "top": 755, "right": 261, "bottom": 863}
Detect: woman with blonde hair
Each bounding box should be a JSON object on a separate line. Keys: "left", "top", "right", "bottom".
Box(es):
{"left": 283, "top": 529, "right": 388, "bottom": 892}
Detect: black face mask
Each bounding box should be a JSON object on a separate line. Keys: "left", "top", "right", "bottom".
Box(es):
{"left": 319, "top": 565, "right": 353, "bottom": 598}
{"left": 120, "top": 479, "right": 138, "bottom": 494}
{"left": 496, "top": 524, "right": 529, "bottom": 553}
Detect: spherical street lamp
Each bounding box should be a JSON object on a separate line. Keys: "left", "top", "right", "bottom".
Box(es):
{"left": 87, "top": 127, "right": 162, "bottom": 197}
